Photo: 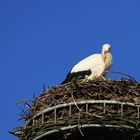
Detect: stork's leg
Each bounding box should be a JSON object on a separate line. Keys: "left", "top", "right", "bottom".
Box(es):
{"left": 79, "top": 75, "right": 91, "bottom": 83}
{"left": 99, "top": 75, "right": 106, "bottom": 80}
{"left": 81, "top": 78, "right": 89, "bottom": 83}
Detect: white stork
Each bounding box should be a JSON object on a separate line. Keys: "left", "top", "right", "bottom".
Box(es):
{"left": 61, "top": 44, "right": 112, "bottom": 84}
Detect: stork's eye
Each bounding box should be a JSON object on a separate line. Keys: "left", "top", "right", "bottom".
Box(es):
{"left": 108, "top": 47, "right": 111, "bottom": 51}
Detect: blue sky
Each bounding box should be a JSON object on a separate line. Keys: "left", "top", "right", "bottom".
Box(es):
{"left": 0, "top": 0, "right": 140, "bottom": 139}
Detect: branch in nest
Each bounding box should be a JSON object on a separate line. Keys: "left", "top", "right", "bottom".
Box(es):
{"left": 71, "top": 92, "right": 81, "bottom": 112}
{"left": 16, "top": 99, "right": 33, "bottom": 109}
{"left": 108, "top": 70, "right": 137, "bottom": 82}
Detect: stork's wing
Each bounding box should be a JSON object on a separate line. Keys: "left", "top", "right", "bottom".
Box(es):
{"left": 71, "top": 54, "right": 102, "bottom": 73}
{"left": 61, "top": 54, "right": 103, "bottom": 84}
{"left": 61, "top": 69, "right": 91, "bottom": 84}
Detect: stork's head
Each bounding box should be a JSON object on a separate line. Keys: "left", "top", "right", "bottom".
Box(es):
{"left": 102, "top": 44, "right": 111, "bottom": 54}
{"left": 101, "top": 44, "right": 112, "bottom": 63}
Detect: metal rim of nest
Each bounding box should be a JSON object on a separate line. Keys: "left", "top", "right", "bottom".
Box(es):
{"left": 32, "top": 123, "right": 140, "bottom": 140}
{"left": 23, "top": 99, "right": 140, "bottom": 140}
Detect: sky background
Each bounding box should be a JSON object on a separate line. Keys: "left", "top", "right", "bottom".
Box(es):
{"left": 1, "top": 0, "right": 140, "bottom": 139}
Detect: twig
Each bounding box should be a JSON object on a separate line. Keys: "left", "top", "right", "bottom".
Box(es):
{"left": 108, "top": 70, "right": 137, "bottom": 82}
{"left": 16, "top": 99, "right": 34, "bottom": 109}
{"left": 71, "top": 92, "right": 81, "bottom": 112}
{"left": 78, "top": 111, "right": 84, "bottom": 136}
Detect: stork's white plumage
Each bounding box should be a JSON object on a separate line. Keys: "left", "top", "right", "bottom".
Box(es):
{"left": 62, "top": 44, "right": 112, "bottom": 84}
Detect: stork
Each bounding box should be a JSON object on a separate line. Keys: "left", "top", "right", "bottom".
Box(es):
{"left": 61, "top": 44, "right": 112, "bottom": 84}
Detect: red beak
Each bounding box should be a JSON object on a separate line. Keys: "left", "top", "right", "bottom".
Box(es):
{"left": 104, "top": 51, "right": 108, "bottom": 54}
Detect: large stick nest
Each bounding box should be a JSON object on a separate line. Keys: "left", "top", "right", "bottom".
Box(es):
{"left": 11, "top": 78, "right": 140, "bottom": 139}
{"left": 31, "top": 78, "right": 140, "bottom": 115}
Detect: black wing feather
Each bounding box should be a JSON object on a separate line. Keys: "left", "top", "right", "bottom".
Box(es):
{"left": 61, "top": 70, "right": 91, "bottom": 84}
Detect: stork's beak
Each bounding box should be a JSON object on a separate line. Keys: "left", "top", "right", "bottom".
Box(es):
{"left": 103, "top": 55, "right": 107, "bottom": 62}
{"left": 104, "top": 50, "right": 109, "bottom": 54}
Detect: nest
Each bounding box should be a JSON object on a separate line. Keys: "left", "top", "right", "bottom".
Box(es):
{"left": 11, "top": 78, "right": 140, "bottom": 140}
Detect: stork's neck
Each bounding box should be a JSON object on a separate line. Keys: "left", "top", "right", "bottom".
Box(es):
{"left": 102, "top": 51, "right": 112, "bottom": 67}
{"left": 101, "top": 51, "right": 107, "bottom": 63}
